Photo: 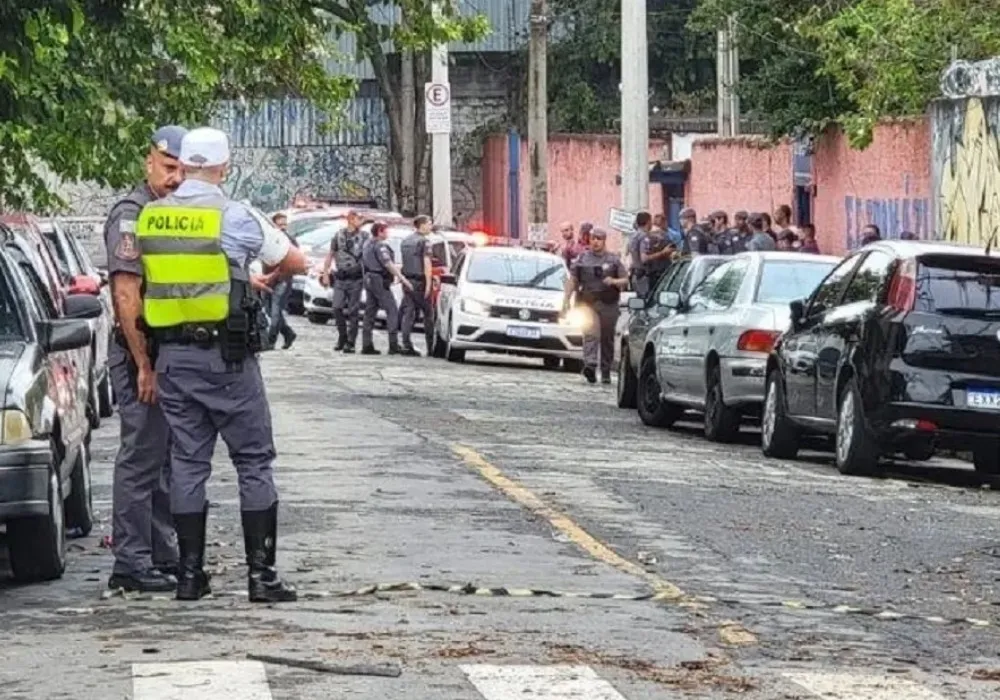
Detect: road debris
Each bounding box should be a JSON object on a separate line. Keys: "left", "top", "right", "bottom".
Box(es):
{"left": 246, "top": 653, "right": 402, "bottom": 678}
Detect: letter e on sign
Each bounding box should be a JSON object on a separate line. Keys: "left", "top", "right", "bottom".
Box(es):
{"left": 424, "top": 82, "right": 452, "bottom": 135}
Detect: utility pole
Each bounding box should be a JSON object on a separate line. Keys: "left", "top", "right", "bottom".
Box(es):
{"left": 527, "top": 0, "right": 548, "bottom": 245}
{"left": 400, "top": 47, "right": 416, "bottom": 215}
{"left": 728, "top": 14, "right": 740, "bottom": 136}
{"left": 716, "top": 15, "right": 739, "bottom": 137}
{"left": 621, "top": 0, "right": 649, "bottom": 214}
{"left": 429, "top": 1, "right": 453, "bottom": 225}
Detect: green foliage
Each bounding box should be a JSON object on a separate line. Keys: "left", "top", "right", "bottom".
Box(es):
{"left": 545, "top": 0, "right": 715, "bottom": 133}
{"left": 0, "top": 0, "right": 356, "bottom": 212}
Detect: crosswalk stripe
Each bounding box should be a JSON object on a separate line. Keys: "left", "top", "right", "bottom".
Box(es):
{"left": 132, "top": 661, "right": 273, "bottom": 700}
{"left": 784, "top": 672, "right": 948, "bottom": 700}
{"left": 461, "top": 664, "right": 628, "bottom": 700}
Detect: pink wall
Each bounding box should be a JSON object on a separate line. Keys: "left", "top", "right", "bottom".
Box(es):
{"left": 482, "top": 134, "right": 667, "bottom": 252}
{"left": 686, "top": 138, "right": 795, "bottom": 223}
{"left": 812, "top": 121, "right": 932, "bottom": 253}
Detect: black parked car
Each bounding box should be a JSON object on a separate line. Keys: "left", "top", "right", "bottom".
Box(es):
{"left": 0, "top": 246, "right": 103, "bottom": 583}
{"left": 762, "top": 240, "right": 1000, "bottom": 476}
{"left": 617, "top": 255, "right": 727, "bottom": 409}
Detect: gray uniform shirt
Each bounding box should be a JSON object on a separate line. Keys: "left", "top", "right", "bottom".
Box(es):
{"left": 572, "top": 250, "right": 626, "bottom": 295}
{"left": 362, "top": 238, "right": 394, "bottom": 274}
{"left": 400, "top": 232, "right": 432, "bottom": 279}
{"left": 747, "top": 232, "right": 777, "bottom": 252}
{"left": 628, "top": 231, "right": 646, "bottom": 271}
{"left": 330, "top": 228, "right": 367, "bottom": 276}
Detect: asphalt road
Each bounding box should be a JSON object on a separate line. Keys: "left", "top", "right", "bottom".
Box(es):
{"left": 2, "top": 316, "right": 1000, "bottom": 699}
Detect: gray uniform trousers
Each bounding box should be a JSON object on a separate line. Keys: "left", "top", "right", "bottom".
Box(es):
{"left": 109, "top": 345, "right": 177, "bottom": 574}
{"left": 155, "top": 345, "right": 278, "bottom": 515}
{"left": 362, "top": 273, "right": 399, "bottom": 347}
{"left": 332, "top": 277, "right": 363, "bottom": 344}
{"left": 582, "top": 300, "right": 620, "bottom": 373}
{"left": 399, "top": 279, "right": 430, "bottom": 346}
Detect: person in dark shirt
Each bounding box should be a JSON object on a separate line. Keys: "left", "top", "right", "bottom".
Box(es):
{"left": 799, "top": 223, "right": 821, "bottom": 253}
{"left": 266, "top": 213, "right": 298, "bottom": 349}
{"left": 860, "top": 224, "right": 881, "bottom": 246}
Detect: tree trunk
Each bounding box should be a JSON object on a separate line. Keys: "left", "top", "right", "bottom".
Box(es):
{"left": 400, "top": 47, "right": 416, "bottom": 216}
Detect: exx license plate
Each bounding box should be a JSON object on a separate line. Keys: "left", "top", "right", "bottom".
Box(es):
{"left": 506, "top": 325, "right": 542, "bottom": 340}
{"left": 967, "top": 388, "right": 1000, "bottom": 410}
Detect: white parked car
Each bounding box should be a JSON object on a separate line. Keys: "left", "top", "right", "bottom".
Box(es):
{"left": 431, "top": 246, "right": 585, "bottom": 370}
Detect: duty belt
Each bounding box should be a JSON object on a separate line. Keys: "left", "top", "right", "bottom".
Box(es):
{"left": 153, "top": 324, "right": 220, "bottom": 346}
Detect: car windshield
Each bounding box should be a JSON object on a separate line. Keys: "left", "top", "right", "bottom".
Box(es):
{"left": 0, "top": 269, "right": 24, "bottom": 339}
{"left": 289, "top": 216, "right": 342, "bottom": 238}
{"left": 916, "top": 258, "right": 1000, "bottom": 316}
{"left": 756, "top": 260, "right": 837, "bottom": 304}
{"left": 297, "top": 222, "right": 345, "bottom": 249}
{"left": 466, "top": 253, "right": 566, "bottom": 291}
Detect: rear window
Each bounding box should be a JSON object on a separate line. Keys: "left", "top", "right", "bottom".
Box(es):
{"left": 915, "top": 257, "right": 1000, "bottom": 316}
{"left": 0, "top": 267, "right": 25, "bottom": 338}
{"left": 756, "top": 261, "right": 837, "bottom": 304}
{"left": 42, "top": 231, "right": 74, "bottom": 277}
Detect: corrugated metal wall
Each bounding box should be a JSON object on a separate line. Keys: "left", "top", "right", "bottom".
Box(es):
{"left": 211, "top": 97, "right": 389, "bottom": 148}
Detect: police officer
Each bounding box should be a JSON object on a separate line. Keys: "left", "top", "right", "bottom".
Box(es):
{"left": 135, "top": 127, "right": 307, "bottom": 602}
{"left": 321, "top": 210, "right": 367, "bottom": 353}
{"left": 637, "top": 213, "right": 675, "bottom": 296}
{"left": 679, "top": 207, "right": 712, "bottom": 256}
{"left": 563, "top": 228, "right": 628, "bottom": 385}
{"left": 398, "top": 215, "right": 434, "bottom": 356}
{"left": 712, "top": 211, "right": 748, "bottom": 255}
{"left": 361, "top": 221, "right": 411, "bottom": 355}
{"left": 104, "top": 126, "right": 185, "bottom": 594}
{"left": 627, "top": 216, "right": 648, "bottom": 283}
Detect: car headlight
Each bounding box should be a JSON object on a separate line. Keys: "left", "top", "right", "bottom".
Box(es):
{"left": 561, "top": 307, "right": 591, "bottom": 330}
{"left": 1, "top": 410, "right": 33, "bottom": 445}
{"left": 461, "top": 298, "right": 491, "bottom": 316}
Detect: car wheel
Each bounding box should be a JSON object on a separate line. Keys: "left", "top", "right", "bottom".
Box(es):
{"left": 98, "top": 371, "right": 114, "bottom": 418}
{"left": 7, "top": 447, "right": 67, "bottom": 583}
{"left": 64, "top": 441, "right": 94, "bottom": 537}
{"left": 637, "top": 354, "right": 681, "bottom": 428}
{"left": 761, "top": 370, "right": 801, "bottom": 459}
{"left": 445, "top": 317, "right": 465, "bottom": 363}
{"left": 616, "top": 346, "right": 637, "bottom": 409}
{"left": 973, "top": 441, "right": 1000, "bottom": 475}
{"left": 835, "top": 378, "right": 879, "bottom": 476}
{"left": 704, "top": 363, "right": 741, "bottom": 443}
{"left": 431, "top": 324, "right": 448, "bottom": 359}
{"left": 306, "top": 312, "right": 329, "bottom": 325}
{"left": 562, "top": 358, "right": 584, "bottom": 373}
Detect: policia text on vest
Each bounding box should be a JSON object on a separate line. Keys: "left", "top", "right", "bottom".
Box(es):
{"left": 136, "top": 201, "right": 262, "bottom": 363}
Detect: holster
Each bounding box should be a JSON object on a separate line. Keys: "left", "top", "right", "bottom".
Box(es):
{"left": 219, "top": 279, "right": 254, "bottom": 363}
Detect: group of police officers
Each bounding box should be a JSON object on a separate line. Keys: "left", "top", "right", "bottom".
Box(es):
{"left": 105, "top": 125, "right": 307, "bottom": 601}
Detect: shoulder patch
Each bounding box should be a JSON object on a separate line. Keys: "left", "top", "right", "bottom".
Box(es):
{"left": 120, "top": 218, "right": 135, "bottom": 234}
{"left": 115, "top": 232, "right": 139, "bottom": 261}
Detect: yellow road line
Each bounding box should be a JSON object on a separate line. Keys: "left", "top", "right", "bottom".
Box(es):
{"left": 451, "top": 443, "right": 686, "bottom": 602}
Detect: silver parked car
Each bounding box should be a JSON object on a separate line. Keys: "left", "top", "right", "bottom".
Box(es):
{"left": 636, "top": 251, "right": 839, "bottom": 442}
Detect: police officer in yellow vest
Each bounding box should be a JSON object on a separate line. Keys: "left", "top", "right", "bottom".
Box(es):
{"left": 135, "top": 127, "right": 308, "bottom": 602}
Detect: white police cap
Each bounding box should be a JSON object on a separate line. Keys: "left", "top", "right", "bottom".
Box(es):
{"left": 179, "top": 127, "right": 231, "bottom": 168}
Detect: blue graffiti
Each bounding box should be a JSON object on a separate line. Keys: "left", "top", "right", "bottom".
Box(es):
{"left": 844, "top": 196, "right": 932, "bottom": 249}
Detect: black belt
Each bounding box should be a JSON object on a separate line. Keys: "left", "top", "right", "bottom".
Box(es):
{"left": 364, "top": 269, "right": 390, "bottom": 277}
{"left": 404, "top": 275, "right": 426, "bottom": 283}
{"left": 337, "top": 268, "right": 363, "bottom": 280}
{"left": 153, "top": 324, "right": 220, "bottom": 346}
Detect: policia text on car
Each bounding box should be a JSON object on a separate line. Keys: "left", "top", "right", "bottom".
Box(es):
{"left": 130, "top": 127, "right": 308, "bottom": 603}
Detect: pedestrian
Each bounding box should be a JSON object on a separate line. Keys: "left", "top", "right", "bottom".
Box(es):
{"left": 320, "top": 210, "right": 367, "bottom": 353}
{"left": 135, "top": 126, "right": 307, "bottom": 602}
{"left": 761, "top": 212, "right": 777, "bottom": 242}
{"left": 712, "top": 211, "right": 745, "bottom": 255}
{"left": 747, "top": 213, "right": 777, "bottom": 251}
{"left": 103, "top": 126, "right": 184, "bottom": 594}
{"left": 637, "top": 212, "right": 675, "bottom": 297}
{"left": 799, "top": 224, "right": 821, "bottom": 253}
{"left": 564, "top": 228, "right": 628, "bottom": 385}
{"left": 734, "top": 210, "right": 751, "bottom": 237}
{"left": 579, "top": 222, "right": 593, "bottom": 248}
{"left": 398, "top": 215, "right": 435, "bottom": 356}
{"left": 900, "top": 231, "right": 918, "bottom": 241}
{"left": 361, "top": 221, "right": 411, "bottom": 355}
{"left": 557, "top": 221, "right": 583, "bottom": 267}
{"left": 777, "top": 229, "right": 797, "bottom": 250}
{"left": 774, "top": 204, "right": 797, "bottom": 240}
{"left": 265, "top": 213, "right": 298, "bottom": 350}
{"left": 860, "top": 224, "right": 881, "bottom": 246}
{"left": 679, "top": 207, "right": 710, "bottom": 255}
{"left": 627, "top": 214, "right": 648, "bottom": 281}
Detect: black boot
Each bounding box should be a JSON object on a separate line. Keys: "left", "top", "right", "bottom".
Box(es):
{"left": 361, "top": 344, "right": 381, "bottom": 355}
{"left": 334, "top": 336, "right": 347, "bottom": 352}
{"left": 387, "top": 336, "right": 401, "bottom": 355}
{"left": 174, "top": 508, "right": 211, "bottom": 601}
{"left": 242, "top": 503, "right": 298, "bottom": 603}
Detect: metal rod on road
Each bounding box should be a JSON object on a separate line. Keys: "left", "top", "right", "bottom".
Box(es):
{"left": 431, "top": 1, "right": 453, "bottom": 226}
{"left": 621, "top": 0, "right": 649, "bottom": 214}
{"left": 528, "top": 0, "right": 549, "bottom": 245}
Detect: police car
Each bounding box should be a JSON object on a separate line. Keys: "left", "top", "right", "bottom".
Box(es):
{"left": 430, "top": 246, "right": 585, "bottom": 370}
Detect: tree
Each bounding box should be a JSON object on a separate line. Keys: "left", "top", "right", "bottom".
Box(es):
{"left": 310, "top": 1, "right": 489, "bottom": 214}
{"left": 1, "top": 1, "right": 356, "bottom": 211}
{"left": 541, "top": 0, "right": 715, "bottom": 133}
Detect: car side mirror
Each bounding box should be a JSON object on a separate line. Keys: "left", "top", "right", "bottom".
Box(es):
{"left": 40, "top": 319, "right": 93, "bottom": 353}
{"left": 64, "top": 293, "right": 103, "bottom": 320}
{"left": 789, "top": 299, "right": 805, "bottom": 327}
{"left": 658, "top": 291, "right": 681, "bottom": 309}
{"left": 68, "top": 274, "right": 100, "bottom": 296}
{"left": 439, "top": 273, "right": 457, "bottom": 286}
{"left": 627, "top": 296, "right": 645, "bottom": 311}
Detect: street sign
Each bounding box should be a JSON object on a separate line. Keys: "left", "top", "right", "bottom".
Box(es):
{"left": 527, "top": 223, "right": 548, "bottom": 243}
{"left": 424, "top": 82, "right": 452, "bottom": 134}
{"left": 609, "top": 207, "right": 637, "bottom": 234}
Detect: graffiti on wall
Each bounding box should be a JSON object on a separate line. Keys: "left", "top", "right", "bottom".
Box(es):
{"left": 223, "top": 146, "right": 388, "bottom": 213}
{"left": 843, "top": 195, "right": 932, "bottom": 249}
{"left": 935, "top": 97, "right": 1000, "bottom": 246}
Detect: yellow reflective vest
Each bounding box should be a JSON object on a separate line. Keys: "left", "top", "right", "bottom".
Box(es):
{"left": 135, "top": 197, "right": 231, "bottom": 328}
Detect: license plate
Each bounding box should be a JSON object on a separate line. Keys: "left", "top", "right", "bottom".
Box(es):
{"left": 506, "top": 325, "right": 541, "bottom": 340}
{"left": 968, "top": 388, "right": 1000, "bottom": 410}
